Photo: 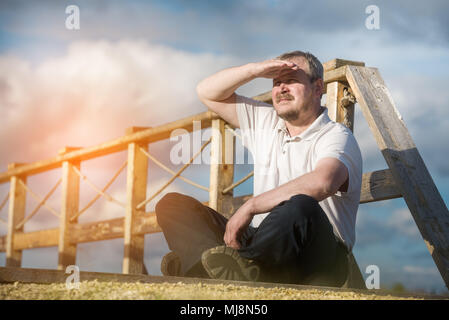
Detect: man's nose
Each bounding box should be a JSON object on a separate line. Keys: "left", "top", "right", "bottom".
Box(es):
{"left": 280, "top": 82, "right": 289, "bottom": 92}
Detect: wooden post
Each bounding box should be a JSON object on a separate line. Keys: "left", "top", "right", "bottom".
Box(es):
{"left": 6, "top": 172, "right": 27, "bottom": 267}
{"left": 58, "top": 160, "right": 80, "bottom": 270}
{"left": 326, "top": 81, "right": 355, "bottom": 132}
{"left": 209, "top": 119, "right": 235, "bottom": 218}
{"left": 123, "top": 142, "right": 148, "bottom": 274}
{"left": 324, "top": 59, "right": 363, "bottom": 132}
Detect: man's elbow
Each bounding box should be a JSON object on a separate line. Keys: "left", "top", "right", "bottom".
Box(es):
{"left": 315, "top": 178, "right": 340, "bottom": 201}
{"left": 196, "top": 82, "right": 206, "bottom": 102}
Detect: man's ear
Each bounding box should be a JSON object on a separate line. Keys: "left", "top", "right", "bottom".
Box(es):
{"left": 315, "top": 78, "right": 324, "bottom": 98}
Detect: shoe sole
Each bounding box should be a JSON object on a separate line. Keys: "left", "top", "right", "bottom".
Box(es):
{"left": 201, "top": 246, "right": 260, "bottom": 282}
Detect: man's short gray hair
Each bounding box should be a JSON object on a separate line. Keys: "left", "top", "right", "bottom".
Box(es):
{"left": 276, "top": 51, "right": 323, "bottom": 83}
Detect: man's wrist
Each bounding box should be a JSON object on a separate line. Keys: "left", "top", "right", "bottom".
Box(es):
{"left": 245, "top": 197, "right": 257, "bottom": 216}
{"left": 245, "top": 62, "right": 259, "bottom": 80}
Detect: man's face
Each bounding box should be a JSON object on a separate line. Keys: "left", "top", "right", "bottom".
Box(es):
{"left": 271, "top": 57, "right": 319, "bottom": 122}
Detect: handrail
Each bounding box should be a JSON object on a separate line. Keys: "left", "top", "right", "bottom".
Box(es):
{"left": 0, "top": 111, "right": 219, "bottom": 183}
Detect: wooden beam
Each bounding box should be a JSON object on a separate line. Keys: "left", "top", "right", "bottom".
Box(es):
{"left": 0, "top": 213, "right": 162, "bottom": 252}
{"left": 360, "top": 169, "right": 401, "bottom": 203}
{"left": 58, "top": 147, "right": 82, "bottom": 156}
{"left": 323, "top": 58, "right": 365, "bottom": 72}
{"left": 57, "top": 161, "right": 79, "bottom": 270}
{"left": 231, "top": 169, "right": 402, "bottom": 211}
{"left": 125, "top": 126, "right": 152, "bottom": 135}
{"left": 123, "top": 142, "right": 148, "bottom": 274}
{"left": 6, "top": 175, "right": 27, "bottom": 267}
{"left": 346, "top": 65, "right": 449, "bottom": 289}
{"left": 209, "top": 119, "right": 235, "bottom": 218}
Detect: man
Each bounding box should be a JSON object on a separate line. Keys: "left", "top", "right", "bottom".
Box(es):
{"left": 156, "top": 51, "right": 362, "bottom": 286}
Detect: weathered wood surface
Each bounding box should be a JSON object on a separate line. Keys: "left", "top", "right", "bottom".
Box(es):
{"left": 0, "top": 214, "right": 161, "bottom": 252}
{"left": 123, "top": 143, "right": 148, "bottom": 274}
{"left": 326, "top": 81, "right": 355, "bottom": 132}
{"left": 209, "top": 119, "right": 235, "bottom": 217}
{"left": 6, "top": 176, "right": 27, "bottom": 267}
{"left": 323, "top": 58, "right": 365, "bottom": 72}
{"left": 346, "top": 65, "right": 449, "bottom": 289}
{"left": 58, "top": 161, "right": 80, "bottom": 270}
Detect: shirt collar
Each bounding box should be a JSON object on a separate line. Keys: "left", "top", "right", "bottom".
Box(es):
{"left": 276, "top": 107, "right": 331, "bottom": 141}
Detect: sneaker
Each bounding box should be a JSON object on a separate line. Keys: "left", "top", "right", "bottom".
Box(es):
{"left": 160, "top": 251, "right": 182, "bottom": 276}
{"left": 201, "top": 246, "right": 260, "bottom": 282}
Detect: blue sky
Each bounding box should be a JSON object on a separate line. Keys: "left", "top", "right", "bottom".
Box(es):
{"left": 0, "top": 0, "right": 449, "bottom": 294}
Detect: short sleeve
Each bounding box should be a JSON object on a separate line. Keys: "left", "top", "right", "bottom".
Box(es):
{"left": 314, "top": 125, "right": 363, "bottom": 195}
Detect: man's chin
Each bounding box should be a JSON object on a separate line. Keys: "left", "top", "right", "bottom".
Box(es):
{"left": 277, "top": 110, "right": 299, "bottom": 121}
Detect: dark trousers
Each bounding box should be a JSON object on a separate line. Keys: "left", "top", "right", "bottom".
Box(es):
{"left": 155, "top": 192, "right": 348, "bottom": 286}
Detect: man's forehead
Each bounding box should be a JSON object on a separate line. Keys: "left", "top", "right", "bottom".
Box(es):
{"left": 283, "top": 56, "right": 308, "bottom": 68}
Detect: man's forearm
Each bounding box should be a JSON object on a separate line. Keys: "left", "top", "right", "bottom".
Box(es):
{"left": 196, "top": 63, "right": 256, "bottom": 102}
{"left": 248, "top": 170, "right": 331, "bottom": 216}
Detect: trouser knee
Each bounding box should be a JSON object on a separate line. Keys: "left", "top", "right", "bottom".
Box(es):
{"left": 155, "top": 192, "right": 184, "bottom": 226}
{"left": 271, "top": 194, "right": 322, "bottom": 228}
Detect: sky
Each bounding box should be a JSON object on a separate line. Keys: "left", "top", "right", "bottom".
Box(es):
{"left": 0, "top": 0, "right": 449, "bottom": 294}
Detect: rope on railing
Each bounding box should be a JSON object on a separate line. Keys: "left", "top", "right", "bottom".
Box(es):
{"left": 0, "top": 192, "right": 9, "bottom": 224}
{"left": 222, "top": 171, "right": 254, "bottom": 194}
{"left": 139, "top": 147, "right": 209, "bottom": 192}
{"left": 70, "top": 160, "right": 127, "bottom": 222}
{"left": 0, "top": 192, "right": 9, "bottom": 212}
{"left": 15, "top": 178, "right": 62, "bottom": 230}
{"left": 136, "top": 137, "right": 212, "bottom": 210}
{"left": 18, "top": 179, "right": 60, "bottom": 218}
{"left": 224, "top": 124, "right": 243, "bottom": 141}
{"left": 72, "top": 166, "right": 126, "bottom": 209}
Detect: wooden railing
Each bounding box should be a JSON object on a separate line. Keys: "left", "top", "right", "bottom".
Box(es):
{"left": 0, "top": 59, "right": 403, "bottom": 277}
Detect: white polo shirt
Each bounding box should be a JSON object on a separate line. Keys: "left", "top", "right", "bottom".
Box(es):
{"left": 235, "top": 94, "right": 362, "bottom": 250}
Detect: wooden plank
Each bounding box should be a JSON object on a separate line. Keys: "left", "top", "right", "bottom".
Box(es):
{"left": 231, "top": 169, "right": 402, "bottom": 211}
{"left": 10, "top": 229, "right": 59, "bottom": 250}
{"left": 209, "top": 119, "right": 235, "bottom": 218}
{"left": 0, "top": 111, "right": 218, "bottom": 184}
{"left": 58, "top": 147, "right": 82, "bottom": 155}
{"left": 57, "top": 161, "right": 79, "bottom": 270}
{"left": 0, "top": 214, "right": 162, "bottom": 252}
{"left": 125, "top": 126, "right": 152, "bottom": 135}
{"left": 6, "top": 176, "right": 27, "bottom": 267}
{"left": 123, "top": 142, "right": 148, "bottom": 274}
{"left": 346, "top": 65, "right": 449, "bottom": 289}
{"left": 323, "top": 58, "right": 365, "bottom": 72}
{"left": 360, "top": 169, "right": 401, "bottom": 203}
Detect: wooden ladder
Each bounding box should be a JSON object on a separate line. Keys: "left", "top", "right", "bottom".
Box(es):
{"left": 324, "top": 59, "right": 449, "bottom": 290}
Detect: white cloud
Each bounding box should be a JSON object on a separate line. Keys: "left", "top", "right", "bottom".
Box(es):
{"left": 386, "top": 208, "right": 421, "bottom": 239}
{"left": 0, "top": 40, "right": 238, "bottom": 171}
{"left": 403, "top": 265, "right": 440, "bottom": 276}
